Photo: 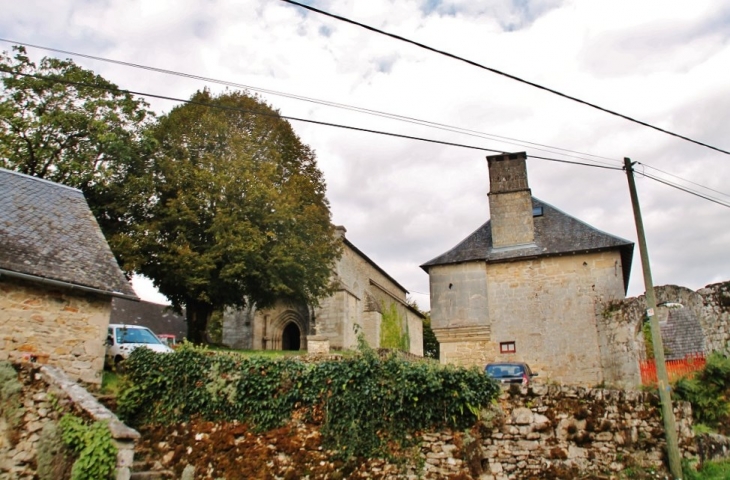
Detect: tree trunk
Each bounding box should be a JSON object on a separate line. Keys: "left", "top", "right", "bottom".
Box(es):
{"left": 186, "top": 299, "right": 214, "bottom": 344}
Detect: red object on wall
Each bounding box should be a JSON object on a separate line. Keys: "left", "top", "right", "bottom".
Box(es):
{"left": 640, "top": 353, "right": 706, "bottom": 386}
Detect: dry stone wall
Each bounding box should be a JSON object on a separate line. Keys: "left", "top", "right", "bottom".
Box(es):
{"left": 0, "top": 362, "right": 138, "bottom": 480}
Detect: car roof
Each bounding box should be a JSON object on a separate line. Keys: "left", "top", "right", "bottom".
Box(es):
{"left": 108, "top": 324, "right": 151, "bottom": 329}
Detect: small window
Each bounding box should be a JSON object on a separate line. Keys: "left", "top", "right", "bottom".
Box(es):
{"left": 532, "top": 206, "right": 543, "bottom": 217}
{"left": 500, "top": 341, "right": 516, "bottom": 353}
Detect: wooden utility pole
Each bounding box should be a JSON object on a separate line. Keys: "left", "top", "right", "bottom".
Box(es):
{"left": 624, "top": 157, "right": 683, "bottom": 479}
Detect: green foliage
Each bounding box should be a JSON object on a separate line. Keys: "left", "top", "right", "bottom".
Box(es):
{"left": 380, "top": 301, "right": 408, "bottom": 350}
{"left": 0, "top": 361, "right": 23, "bottom": 430}
{"left": 117, "top": 343, "right": 499, "bottom": 461}
{"left": 0, "top": 45, "right": 154, "bottom": 270}
{"left": 59, "top": 414, "right": 117, "bottom": 480}
{"left": 135, "top": 89, "right": 341, "bottom": 342}
{"left": 642, "top": 321, "right": 655, "bottom": 359}
{"left": 683, "top": 458, "right": 730, "bottom": 480}
{"left": 37, "top": 422, "right": 74, "bottom": 480}
{"left": 422, "top": 313, "right": 440, "bottom": 359}
{"left": 673, "top": 353, "right": 730, "bottom": 433}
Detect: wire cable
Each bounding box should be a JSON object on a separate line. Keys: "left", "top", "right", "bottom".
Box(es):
{"left": 635, "top": 170, "right": 730, "bottom": 208}
{"left": 3, "top": 68, "right": 729, "bottom": 208}
{"left": 0, "top": 38, "right": 621, "bottom": 168}
{"left": 279, "top": 0, "right": 730, "bottom": 156}
{"left": 637, "top": 162, "right": 730, "bottom": 200}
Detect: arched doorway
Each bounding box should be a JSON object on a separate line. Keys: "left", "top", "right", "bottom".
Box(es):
{"left": 282, "top": 322, "right": 301, "bottom": 351}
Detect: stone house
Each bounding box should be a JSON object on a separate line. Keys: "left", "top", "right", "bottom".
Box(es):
{"left": 421, "top": 152, "right": 636, "bottom": 386}
{"left": 223, "top": 226, "right": 424, "bottom": 355}
{"left": 0, "top": 168, "right": 136, "bottom": 384}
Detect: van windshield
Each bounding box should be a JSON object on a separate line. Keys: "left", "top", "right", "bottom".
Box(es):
{"left": 116, "top": 328, "right": 162, "bottom": 345}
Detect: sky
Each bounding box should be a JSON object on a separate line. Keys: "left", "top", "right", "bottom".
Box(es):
{"left": 2, "top": 0, "right": 729, "bottom": 310}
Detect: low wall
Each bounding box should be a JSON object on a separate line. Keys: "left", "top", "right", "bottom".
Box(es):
{"left": 0, "top": 362, "right": 138, "bottom": 480}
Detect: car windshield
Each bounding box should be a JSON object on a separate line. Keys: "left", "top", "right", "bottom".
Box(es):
{"left": 116, "top": 328, "right": 162, "bottom": 345}
{"left": 486, "top": 364, "right": 524, "bottom": 377}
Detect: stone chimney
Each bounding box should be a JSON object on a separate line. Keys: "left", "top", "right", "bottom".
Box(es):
{"left": 486, "top": 152, "right": 535, "bottom": 249}
{"left": 334, "top": 225, "right": 347, "bottom": 239}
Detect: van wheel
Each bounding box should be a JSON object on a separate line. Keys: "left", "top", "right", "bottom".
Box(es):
{"left": 114, "top": 355, "right": 125, "bottom": 373}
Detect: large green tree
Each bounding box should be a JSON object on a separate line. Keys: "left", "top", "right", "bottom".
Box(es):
{"left": 135, "top": 89, "right": 341, "bottom": 343}
{"left": 0, "top": 46, "right": 153, "bottom": 267}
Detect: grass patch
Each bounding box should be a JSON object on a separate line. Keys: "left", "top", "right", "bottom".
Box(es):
{"left": 101, "top": 371, "right": 121, "bottom": 396}
{"left": 684, "top": 459, "right": 730, "bottom": 480}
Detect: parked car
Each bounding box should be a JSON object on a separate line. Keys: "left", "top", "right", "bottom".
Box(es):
{"left": 485, "top": 362, "right": 537, "bottom": 386}
{"left": 157, "top": 334, "right": 179, "bottom": 348}
{"left": 106, "top": 324, "right": 173, "bottom": 369}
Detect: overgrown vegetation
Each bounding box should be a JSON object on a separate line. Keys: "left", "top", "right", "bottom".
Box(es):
{"left": 58, "top": 414, "right": 118, "bottom": 480}
{"left": 673, "top": 353, "right": 730, "bottom": 435}
{"left": 422, "top": 313, "right": 440, "bottom": 359}
{"left": 379, "top": 301, "right": 409, "bottom": 350}
{"left": 0, "top": 361, "right": 23, "bottom": 434}
{"left": 683, "top": 458, "right": 730, "bottom": 480}
{"left": 117, "top": 341, "right": 498, "bottom": 461}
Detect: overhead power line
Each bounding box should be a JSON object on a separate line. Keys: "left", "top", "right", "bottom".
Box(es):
{"left": 1, "top": 68, "right": 728, "bottom": 209}
{"left": 0, "top": 38, "right": 621, "bottom": 169}
{"left": 279, "top": 0, "right": 730, "bottom": 156}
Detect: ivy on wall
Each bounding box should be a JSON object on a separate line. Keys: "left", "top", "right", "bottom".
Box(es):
{"left": 379, "top": 301, "right": 409, "bottom": 351}
{"left": 117, "top": 343, "right": 498, "bottom": 460}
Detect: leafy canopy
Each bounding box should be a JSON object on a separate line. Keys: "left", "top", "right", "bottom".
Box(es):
{"left": 135, "top": 89, "right": 341, "bottom": 341}
{"left": 0, "top": 45, "right": 154, "bottom": 267}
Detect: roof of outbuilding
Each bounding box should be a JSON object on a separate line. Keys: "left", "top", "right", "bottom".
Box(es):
{"left": 0, "top": 168, "right": 136, "bottom": 298}
{"left": 420, "top": 197, "right": 634, "bottom": 291}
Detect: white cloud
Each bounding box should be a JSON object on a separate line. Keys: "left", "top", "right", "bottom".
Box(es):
{"left": 2, "top": 0, "right": 729, "bottom": 310}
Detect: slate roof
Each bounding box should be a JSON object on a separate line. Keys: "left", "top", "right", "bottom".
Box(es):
{"left": 111, "top": 298, "right": 186, "bottom": 340}
{"left": 0, "top": 168, "right": 136, "bottom": 298}
{"left": 421, "top": 197, "right": 634, "bottom": 291}
{"left": 660, "top": 306, "right": 705, "bottom": 360}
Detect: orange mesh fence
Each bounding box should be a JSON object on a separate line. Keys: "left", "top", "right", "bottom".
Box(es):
{"left": 640, "top": 353, "right": 706, "bottom": 386}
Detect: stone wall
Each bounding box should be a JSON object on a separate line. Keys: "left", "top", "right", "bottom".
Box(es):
{"left": 0, "top": 278, "right": 111, "bottom": 384}
{"left": 0, "top": 362, "right": 138, "bottom": 480}
{"left": 604, "top": 281, "right": 730, "bottom": 362}
{"left": 417, "top": 384, "right": 696, "bottom": 479}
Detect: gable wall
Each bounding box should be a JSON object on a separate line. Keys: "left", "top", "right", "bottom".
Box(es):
{"left": 0, "top": 278, "right": 110, "bottom": 384}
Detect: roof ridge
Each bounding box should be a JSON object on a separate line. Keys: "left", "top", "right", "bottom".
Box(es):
{"left": 0, "top": 167, "right": 82, "bottom": 193}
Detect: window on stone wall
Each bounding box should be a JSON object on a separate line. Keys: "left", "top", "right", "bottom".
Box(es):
{"left": 500, "top": 341, "right": 516, "bottom": 353}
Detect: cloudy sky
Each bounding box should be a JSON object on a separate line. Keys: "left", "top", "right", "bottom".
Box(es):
{"left": 3, "top": 0, "right": 729, "bottom": 310}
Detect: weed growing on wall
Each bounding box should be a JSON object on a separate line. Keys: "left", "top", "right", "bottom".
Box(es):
{"left": 59, "top": 414, "right": 117, "bottom": 480}
{"left": 117, "top": 342, "right": 499, "bottom": 461}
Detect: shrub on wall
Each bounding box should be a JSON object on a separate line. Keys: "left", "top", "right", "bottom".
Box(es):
{"left": 117, "top": 343, "right": 498, "bottom": 460}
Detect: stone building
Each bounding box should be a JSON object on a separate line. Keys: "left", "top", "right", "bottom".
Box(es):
{"left": 223, "top": 227, "right": 424, "bottom": 355}
{"left": 421, "top": 152, "right": 635, "bottom": 386}
{"left": 0, "top": 168, "right": 136, "bottom": 384}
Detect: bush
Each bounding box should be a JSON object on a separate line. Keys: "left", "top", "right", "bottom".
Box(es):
{"left": 117, "top": 342, "right": 499, "bottom": 460}
{"left": 673, "top": 353, "right": 730, "bottom": 434}
{"left": 59, "top": 414, "right": 117, "bottom": 480}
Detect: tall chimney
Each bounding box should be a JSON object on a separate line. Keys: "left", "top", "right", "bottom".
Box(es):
{"left": 486, "top": 152, "right": 535, "bottom": 249}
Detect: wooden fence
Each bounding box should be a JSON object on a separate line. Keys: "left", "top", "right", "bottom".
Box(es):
{"left": 640, "top": 353, "right": 706, "bottom": 386}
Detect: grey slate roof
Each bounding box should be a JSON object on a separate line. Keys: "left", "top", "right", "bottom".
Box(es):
{"left": 111, "top": 298, "right": 186, "bottom": 340}
{"left": 0, "top": 168, "right": 136, "bottom": 298}
{"left": 421, "top": 197, "right": 634, "bottom": 291}
{"left": 660, "top": 306, "right": 705, "bottom": 360}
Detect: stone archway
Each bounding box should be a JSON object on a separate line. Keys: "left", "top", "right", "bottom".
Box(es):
{"left": 269, "top": 309, "right": 307, "bottom": 351}
{"left": 282, "top": 322, "right": 301, "bottom": 351}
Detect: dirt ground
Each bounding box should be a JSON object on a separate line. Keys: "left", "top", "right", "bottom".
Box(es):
{"left": 134, "top": 417, "right": 424, "bottom": 480}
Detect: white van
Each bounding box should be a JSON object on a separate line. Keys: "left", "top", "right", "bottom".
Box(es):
{"left": 106, "top": 324, "right": 173, "bottom": 369}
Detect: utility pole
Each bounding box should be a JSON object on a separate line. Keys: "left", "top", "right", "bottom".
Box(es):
{"left": 624, "top": 157, "right": 683, "bottom": 479}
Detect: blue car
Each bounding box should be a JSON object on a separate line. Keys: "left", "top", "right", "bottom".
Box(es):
{"left": 485, "top": 362, "right": 537, "bottom": 386}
